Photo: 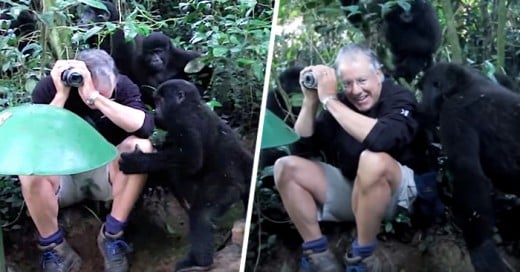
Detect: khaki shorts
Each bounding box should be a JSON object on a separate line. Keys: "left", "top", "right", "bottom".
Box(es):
{"left": 316, "top": 162, "right": 417, "bottom": 222}
{"left": 57, "top": 165, "right": 112, "bottom": 208}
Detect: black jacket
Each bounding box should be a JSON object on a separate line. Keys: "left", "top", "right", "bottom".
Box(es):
{"left": 32, "top": 75, "right": 154, "bottom": 146}
{"left": 292, "top": 79, "right": 428, "bottom": 180}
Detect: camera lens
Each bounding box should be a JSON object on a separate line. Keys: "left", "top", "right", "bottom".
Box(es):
{"left": 61, "top": 67, "right": 84, "bottom": 88}
{"left": 301, "top": 71, "right": 317, "bottom": 90}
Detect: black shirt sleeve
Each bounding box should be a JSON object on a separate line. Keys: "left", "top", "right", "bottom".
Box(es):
{"left": 363, "top": 84, "right": 419, "bottom": 153}
{"left": 290, "top": 110, "right": 338, "bottom": 159}
{"left": 31, "top": 77, "right": 56, "bottom": 104}
{"left": 114, "top": 75, "right": 155, "bottom": 138}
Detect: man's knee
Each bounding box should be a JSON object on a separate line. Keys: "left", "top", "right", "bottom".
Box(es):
{"left": 273, "top": 155, "right": 305, "bottom": 189}
{"left": 117, "top": 135, "right": 153, "bottom": 154}
{"left": 19, "top": 175, "right": 60, "bottom": 194}
{"left": 356, "top": 150, "right": 396, "bottom": 188}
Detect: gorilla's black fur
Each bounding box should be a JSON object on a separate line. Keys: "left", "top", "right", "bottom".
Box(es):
{"left": 383, "top": 0, "right": 441, "bottom": 81}
{"left": 134, "top": 32, "right": 213, "bottom": 106}
{"left": 119, "top": 79, "right": 252, "bottom": 271}
{"left": 338, "top": 0, "right": 441, "bottom": 82}
{"left": 418, "top": 62, "right": 520, "bottom": 272}
{"left": 78, "top": 0, "right": 137, "bottom": 78}
{"left": 266, "top": 66, "right": 304, "bottom": 126}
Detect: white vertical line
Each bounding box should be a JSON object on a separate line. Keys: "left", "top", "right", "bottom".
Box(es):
{"left": 239, "top": 0, "right": 281, "bottom": 271}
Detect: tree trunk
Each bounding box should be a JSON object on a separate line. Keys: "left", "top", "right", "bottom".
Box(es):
{"left": 440, "top": 0, "right": 462, "bottom": 62}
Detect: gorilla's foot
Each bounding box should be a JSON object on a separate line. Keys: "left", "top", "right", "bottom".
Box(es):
{"left": 469, "top": 239, "right": 507, "bottom": 272}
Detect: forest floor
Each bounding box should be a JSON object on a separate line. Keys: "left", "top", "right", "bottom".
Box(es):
{"left": 247, "top": 220, "right": 520, "bottom": 272}
{"left": 4, "top": 190, "right": 246, "bottom": 272}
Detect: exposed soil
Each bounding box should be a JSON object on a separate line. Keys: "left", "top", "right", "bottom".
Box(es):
{"left": 4, "top": 190, "right": 245, "bottom": 272}
{"left": 247, "top": 221, "right": 520, "bottom": 272}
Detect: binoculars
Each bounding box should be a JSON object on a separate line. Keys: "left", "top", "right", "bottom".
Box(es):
{"left": 61, "top": 67, "right": 84, "bottom": 88}
{"left": 301, "top": 71, "right": 317, "bottom": 90}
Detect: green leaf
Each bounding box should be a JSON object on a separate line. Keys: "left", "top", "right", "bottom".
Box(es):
{"left": 78, "top": 0, "right": 109, "bottom": 12}
{"left": 25, "top": 78, "right": 38, "bottom": 93}
{"left": 385, "top": 222, "right": 393, "bottom": 233}
{"left": 212, "top": 47, "right": 229, "bottom": 57}
{"left": 82, "top": 25, "right": 103, "bottom": 40}
{"left": 206, "top": 98, "right": 223, "bottom": 111}
{"left": 237, "top": 58, "right": 255, "bottom": 65}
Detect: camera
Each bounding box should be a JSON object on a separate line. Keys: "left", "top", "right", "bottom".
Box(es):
{"left": 61, "top": 67, "right": 84, "bottom": 88}
{"left": 301, "top": 70, "right": 317, "bottom": 90}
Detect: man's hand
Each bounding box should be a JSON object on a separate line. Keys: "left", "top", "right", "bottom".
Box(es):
{"left": 299, "top": 66, "right": 320, "bottom": 106}
{"left": 69, "top": 61, "right": 100, "bottom": 109}
{"left": 309, "top": 65, "right": 338, "bottom": 102}
{"left": 49, "top": 60, "right": 73, "bottom": 100}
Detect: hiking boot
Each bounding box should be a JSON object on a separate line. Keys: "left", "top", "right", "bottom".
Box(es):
{"left": 344, "top": 253, "right": 382, "bottom": 272}
{"left": 38, "top": 240, "right": 82, "bottom": 272}
{"left": 97, "top": 224, "right": 131, "bottom": 272}
{"left": 298, "top": 249, "right": 342, "bottom": 272}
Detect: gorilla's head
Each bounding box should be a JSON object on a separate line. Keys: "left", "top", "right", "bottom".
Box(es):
{"left": 154, "top": 79, "right": 201, "bottom": 129}
{"left": 418, "top": 62, "right": 470, "bottom": 122}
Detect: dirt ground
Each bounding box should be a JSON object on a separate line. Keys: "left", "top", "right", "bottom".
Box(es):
{"left": 4, "top": 191, "right": 245, "bottom": 272}
{"left": 246, "top": 221, "right": 520, "bottom": 272}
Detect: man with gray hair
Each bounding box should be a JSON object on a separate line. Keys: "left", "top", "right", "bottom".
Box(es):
{"left": 274, "top": 44, "right": 425, "bottom": 271}
{"left": 21, "top": 49, "right": 154, "bottom": 272}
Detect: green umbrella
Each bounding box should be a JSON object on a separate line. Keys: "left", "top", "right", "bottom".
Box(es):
{"left": 0, "top": 104, "right": 118, "bottom": 176}
{"left": 261, "top": 109, "right": 300, "bottom": 149}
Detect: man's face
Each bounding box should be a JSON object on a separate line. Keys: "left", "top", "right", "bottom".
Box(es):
{"left": 93, "top": 77, "right": 115, "bottom": 98}
{"left": 337, "top": 54, "right": 383, "bottom": 112}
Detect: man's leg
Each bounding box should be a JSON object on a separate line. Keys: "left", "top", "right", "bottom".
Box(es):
{"left": 274, "top": 155, "right": 328, "bottom": 241}
{"left": 347, "top": 150, "right": 404, "bottom": 271}
{"left": 19, "top": 175, "right": 82, "bottom": 272}
{"left": 19, "top": 176, "right": 60, "bottom": 238}
{"left": 274, "top": 156, "right": 342, "bottom": 272}
{"left": 98, "top": 135, "right": 153, "bottom": 272}
{"left": 109, "top": 136, "right": 153, "bottom": 223}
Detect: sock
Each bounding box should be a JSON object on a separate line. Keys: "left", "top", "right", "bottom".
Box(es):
{"left": 39, "top": 229, "right": 64, "bottom": 247}
{"left": 352, "top": 239, "right": 377, "bottom": 258}
{"left": 302, "top": 236, "right": 328, "bottom": 253}
{"left": 104, "top": 214, "right": 126, "bottom": 235}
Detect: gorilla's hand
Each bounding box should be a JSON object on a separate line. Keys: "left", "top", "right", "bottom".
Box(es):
{"left": 119, "top": 145, "right": 147, "bottom": 174}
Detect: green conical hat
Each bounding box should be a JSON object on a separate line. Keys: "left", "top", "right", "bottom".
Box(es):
{"left": 0, "top": 104, "right": 118, "bottom": 175}
{"left": 261, "top": 109, "right": 300, "bottom": 149}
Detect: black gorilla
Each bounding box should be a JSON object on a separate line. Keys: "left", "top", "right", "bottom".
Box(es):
{"left": 78, "top": 0, "right": 137, "bottom": 78}
{"left": 266, "top": 66, "right": 304, "bottom": 126}
{"left": 494, "top": 72, "right": 519, "bottom": 93}
{"left": 418, "top": 62, "right": 520, "bottom": 272}
{"left": 134, "top": 32, "right": 213, "bottom": 106}
{"left": 338, "top": 0, "right": 381, "bottom": 28}
{"left": 2, "top": 9, "right": 37, "bottom": 53}
{"left": 338, "top": 0, "right": 441, "bottom": 82}
{"left": 0, "top": 7, "right": 37, "bottom": 78}
{"left": 383, "top": 0, "right": 441, "bottom": 82}
{"left": 119, "top": 79, "right": 252, "bottom": 271}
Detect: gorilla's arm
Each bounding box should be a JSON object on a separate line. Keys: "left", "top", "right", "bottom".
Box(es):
{"left": 119, "top": 147, "right": 181, "bottom": 174}
{"left": 441, "top": 117, "right": 505, "bottom": 271}
{"left": 119, "top": 126, "right": 204, "bottom": 174}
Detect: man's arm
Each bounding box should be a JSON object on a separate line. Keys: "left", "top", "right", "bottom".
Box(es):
{"left": 325, "top": 99, "right": 377, "bottom": 143}
{"left": 294, "top": 96, "right": 320, "bottom": 137}
{"left": 32, "top": 60, "right": 78, "bottom": 107}
{"left": 90, "top": 95, "right": 146, "bottom": 133}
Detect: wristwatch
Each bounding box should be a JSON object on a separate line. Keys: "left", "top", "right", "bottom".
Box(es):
{"left": 86, "top": 91, "right": 100, "bottom": 106}
{"left": 322, "top": 96, "right": 338, "bottom": 111}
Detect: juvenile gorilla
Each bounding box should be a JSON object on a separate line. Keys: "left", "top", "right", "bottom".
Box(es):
{"left": 338, "top": 0, "right": 441, "bottom": 82}
{"left": 78, "top": 0, "right": 137, "bottom": 78}
{"left": 383, "top": 0, "right": 441, "bottom": 81}
{"left": 266, "top": 66, "right": 304, "bottom": 126}
{"left": 419, "top": 62, "right": 520, "bottom": 272}
{"left": 119, "top": 79, "right": 252, "bottom": 271}
{"left": 135, "top": 32, "right": 213, "bottom": 106}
